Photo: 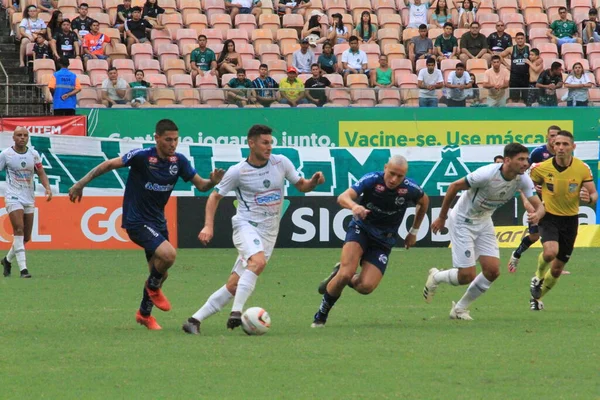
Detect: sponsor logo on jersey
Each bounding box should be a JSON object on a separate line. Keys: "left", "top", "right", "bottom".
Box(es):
{"left": 375, "top": 184, "right": 385, "bottom": 192}
{"left": 569, "top": 183, "right": 578, "bottom": 193}
{"left": 465, "top": 250, "right": 471, "bottom": 258}
{"left": 395, "top": 197, "right": 405, "bottom": 206}
{"left": 378, "top": 254, "right": 388, "bottom": 265}
{"left": 144, "top": 182, "right": 174, "bottom": 192}
{"left": 263, "top": 179, "right": 271, "bottom": 188}
{"left": 169, "top": 164, "right": 178, "bottom": 175}
{"left": 255, "top": 190, "right": 282, "bottom": 206}
{"left": 397, "top": 188, "right": 408, "bottom": 194}
{"left": 253, "top": 238, "right": 260, "bottom": 245}
{"left": 20, "top": 161, "right": 26, "bottom": 168}
{"left": 169, "top": 156, "right": 178, "bottom": 162}
{"left": 148, "top": 156, "right": 157, "bottom": 164}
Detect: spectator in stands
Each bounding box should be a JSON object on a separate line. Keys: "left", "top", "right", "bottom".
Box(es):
{"left": 404, "top": 0, "right": 430, "bottom": 29}
{"left": 417, "top": 57, "right": 443, "bottom": 107}
{"left": 228, "top": 0, "right": 262, "bottom": 25}
{"left": 18, "top": 6, "right": 47, "bottom": 67}
{"left": 457, "top": 0, "right": 478, "bottom": 28}
{"left": 500, "top": 32, "right": 539, "bottom": 105}
{"left": 444, "top": 62, "right": 472, "bottom": 107}
{"left": 115, "top": 0, "right": 133, "bottom": 33}
{"left": 71, "top": 3, "right": 95, "bottom": 42}
{"left": 51, "top": 19, "right": 80, "bottom": 61}
{"left": 8, "top": 0, "right": 23, "bottom": 39}
{"left": 190, "top": 34, "right": 218, "bottom": 87}
{"left": 225, "top": 68, "right": 257, "bottom": 106}
{"left": 217, "top": 39, "right": 242, "bottom": 75}
{"left": 48, "top": 57, "right": 81, "bottom": 116}
{"left": 370, "top": 54, "right": 394, "bottom": 88}
{"left": 125, "top": 6, "right": 155, "bottom": 54}
{"left": 129, "top": 69, "right": 152, "bottom": 107}
{"left": 354, "top": 11, "right": 377, "bottom": 44}
{"left": 329, "top": 13, "right": 349, "bottom": 44}
{"left": 341, "top": 36, "right": 369, "bottom": 85}
{"left": 409, "top": 24, "right": 433, "bottom": 69}
{"left": 33, "top": 34, "right": 51, "bottom": 60}
{"left": 459, "top": 22, "right": 491, "bottom": 66}
{"left": 253, "top": 64, "right": 280, "bottom": 107}
{"left": 82, "top": 20, "right": 111, "bottom": 70}
{"left": 102, "top": 67, "right": 129, "bottom": 107}
{"left": 582, "top": 8, "right": 600, "bottom": 44}
{"left": 46, "top": 10, "right": 63, "bottom": 41}
{"left": 487, "top": 21, "right": 511, "bottom": 55}
{"left": 278, "top": 0, "right": 311, "bottom": 18}
{"left": 435, "top": 22, "right": 458, "bottom": 62}
{"left": 303, "top": 11, "right": 333, "bottom": 46}
{"left": 293, "top": 38, "right": 316, "bottom": 74}
{"left": 548, "top": 7, "right": 582, "bottom": 48}
{"left": 467, "top": 72, "right": 480, "bottom": 104}
{"left": 279, "top": 66, "right": 309, "bottom": 106}
{"left": 37, "top": 0, "right": 57, "bottom": 14}
{"left": 494, "top": 155, "right": 503, "bottom": 163}
{"left": 483, "top": 54, "right": 509, "bottom": 106}
{"left": 526, "top": 48, "right": 542, "bottom": 105}
{"left": 429, "top": 0, "right": 451, "bottom": 28}
{"left": 305, "top": 63, "right": 332, "bottom": 106}
{"left": 536, "top": 61, "right": 563, "bottom": 106}
{"left": 317, "top": 41, "right": 339, "bottom": 74}
{"left": 564, "top": 62, "right": 593, "bottom": 107}
{"left": 142, "top": 0, "right": 167, "bottom": 28}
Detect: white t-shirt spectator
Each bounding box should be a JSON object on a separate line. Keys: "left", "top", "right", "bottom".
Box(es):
{"left": 292, "top": 49, "right": 315, "bottom": 74}
{"left": 564, "top": 74, "right": 591, "bottom": 103}
{"left": 445, "top": 70, "right": 471, "bottom": 101}
{"left": 102, "top": 77, "right": 129, "bottom": 101}
{"left": 341, "top": 48, "right": 368, "bottom": 70}
{"left": 408, "top": 2, "right": 429, "bottom": 28}
{"left": 19, "top": 18, "right": 47, "bottom": 36}
{"left": 330, "top": 26, "right": 349, "bottom": 44}
{"left": 418, "top": 67, "right": 443, "bottom": 98}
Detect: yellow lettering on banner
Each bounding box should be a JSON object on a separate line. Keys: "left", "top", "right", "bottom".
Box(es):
{"left": 339, "top": 121, "right": 573, "bottom": 147}
{"left": 490, "top": 225, "right": 600, "bottom": 248}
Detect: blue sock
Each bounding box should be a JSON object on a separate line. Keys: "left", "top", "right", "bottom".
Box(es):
{"left": 315, "top": 290, "right": 340, "bottom": 321}
{"left": 514, "top": 236, "right": 534, "bottom": 258}
{"left": 140, "top": 287, "right": 154, "bottom": 316}
{"left": 147, "top": 264, "right": 163, "bottom": 290}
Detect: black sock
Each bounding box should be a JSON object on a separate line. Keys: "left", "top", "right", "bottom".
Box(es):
{"left": 514, "top": 236, "right": 534, "bottom": 258}
{"left": 318, "top": 290, "right": 340, "bottom": 317}
{"left": 139, "top": 287, "right": 154, "bottom": 316}
{"left": 147, "top": 264, "right": 163, "bottom": 290}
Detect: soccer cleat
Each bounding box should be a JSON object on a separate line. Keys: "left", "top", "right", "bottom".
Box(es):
{"left": 507, "top": 252, "right": 519, "bottom": 273}
{"left": 311, "top": 312, "right": 327, "bottom": 328}
{"left": 530, "top": 297, "right": 544, "bottom": 311}
{"left": 136, "top": 310, "right": 162, "bottom": 330}
{"left": 145, "top": 284, "right": 171, "bottom": 311}
{"left": 2, "top": 257, "right": 11, "bottom": 277}
{"left": 530, "top": 276, "right": 543, "bottom": 300}
{"left": 182, "top": 318, "right": 201, "bottom": 335}
{"left": 423, "top": 268, "right": 439, "bottom": 303}
{"left": 318, "top": 262, "right": 340, "bottom": 295}
{"left": 449, "top": 301, "right": 473, "bottom": 321}
{"left": 20, "top": 269, "right": 31, "bottom": 279}
{"left": 227, "top": 311, "right": 242, "bottom": 330}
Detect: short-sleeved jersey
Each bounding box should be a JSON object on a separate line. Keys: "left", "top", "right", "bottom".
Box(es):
{"left": 0, "top": 147, "right": 42, "bottom": 205}
{"left": 71, "top": 16, "right": 95, "bottom": 37}
{"left": 529, "top": 144, "right": 553, "bottom": 164}
{"left": 53, "top": 31, "right": 78, "bottom": 57}
{"left": 453, "top": 163, "right": 535, "bottom": 222}
{"left": 351, "top": 172, "right": 424, "bottom": 247}
{"left": 550, "top": 19, "right": 577, "bottom": 38}
{"left": 121, "top": 147, "right": 196, "bottom": 230}
{"left": 214, "top": 154, "right": 301, "bottom": 230}
{"left": 530, "top": 157, "right": 593, "bottom": 216}
{"left": 190, "top": 47, "right": 216, "bottom": 71}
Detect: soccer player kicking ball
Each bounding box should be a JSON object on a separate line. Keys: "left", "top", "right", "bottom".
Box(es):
{"left": 528, "top": 130, "right": 597, "bottom": 311}
{"left": 311, "top": 155, "right": 430, "bottom": 328}
{"left": 1, "top": 127, "right": 53, "bottom": 278}
{"left": 69, "top": 119, "right": 224, "bottom": 330}
{"left": 182, "top": 124, "right": 325, "bottom": 334}
{"left": 423, "top": 143, "right": 545, "bottom": 320}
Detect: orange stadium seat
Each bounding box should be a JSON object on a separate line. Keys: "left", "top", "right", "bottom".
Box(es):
{"left": 266, "top": 59, "right": 287, "bottom": 74}
{"left": 383, "top": 43, "right": 406, "bottom": 62}
{"left": 68, "top": 58, "right": 84, "bottom": 75}
{"left": 77, "top": 89, "right": 100, "bottom": 106}
{"left": 202, "top": 89, "right": 226, "bottom": 105}
{"left": 196, "top": 73, "right": 219, "bottom": 88}
{"left": 185, "top": 13, "right": 208, "bottom": 32}
{"left": 525, "top": 13, "right": 549, "bottom": 32}
{"left": 179, "top": 0, "right": 201, "bottom": 22}
{"left": 151, "top": 28, "right": 173, "bottom": 54}
{"left": 374, "top": 0, "right": 397, "bottom": 18}
{"left": 252, "top": 29, "right": 274, "bottom": 54}
{"left": 377, "top": 88, "right": 401, "bottom": 106}
{"left": 235, "top": 14, "right": 257, "bottom": 37}
{"left": 243, "top": 58, "right": 261, "bottom": 74}
{"left": 152, "top": 88, "right": 176, "bottom": 105}
{"left": 259, "top": 14, "right": 281, "bottom": 36}
{"left": 76, "top": 74, "right": 91, "bottom": 87}
{"left": 169, "top": 73, "right": 193, "bottom": 88}
{"left": 164, "top": 59, "right": 187, "bottom": 81}
{"left": 113, "top": 59, "right": 136, "bottom": 75}
{"left": 377, "top": 28, "right": 400, "bottom": 49}
{"left": 157, "top": 43, "right": 181, "bottom": 69}
{"left": 146, "top": 73, "right": 169, "bottom": 87}
{"left": 130, "top": 43, "right": 154, "bottom": 67}
{"left": 138, "top": 59, "right": 161, "bottom": 75}
{"left": 203, "top": 0, "right": 226, "bottom": 19}
{"left": 210, "top": 13, "right": 232, "bottom": 36}
{"left": 176, "top": 88, "right": 202, "bottom": 105}
{"left": 201, "top": 28, "right": 224, "bottom": 47}
{"left": 227, "top": 29, "right": 250, "bottom": 48}
{"left": 352, "top": 88, "right": 376, "bottom": 106}
{"left": 160, "top": 13, "right": 183, "bottom": 38}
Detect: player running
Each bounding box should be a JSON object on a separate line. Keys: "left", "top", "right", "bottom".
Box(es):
{"left": 507, "top": 125, "right": 561, "bottom": 272}
{"left": 424, "top": 143, "right": 545, "bottom": 320}
{"left": 69, "top": 119, "right": 224, "bottom": 330}
{"left": 528, "top": 130, "right": 597, "bottom": 310}
{"left": 182, "top": 124, "right": 325, "bottom": 334}
{"left": 1, "top": 127, "right": 53, "bottom": 278}
{"left": 311, "top": 155, "right": 429, "bottom": 328}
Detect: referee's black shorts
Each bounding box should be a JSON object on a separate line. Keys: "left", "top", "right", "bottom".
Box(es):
{"left": 539, "top": 213, "right": 579, "bottom": 263}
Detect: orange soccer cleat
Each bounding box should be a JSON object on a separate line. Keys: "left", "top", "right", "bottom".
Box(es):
{"left": 145, "top": 284, "right": 172, "bottom": 312}
{"left": 136, "top": 310, "right": 162, "bottom": 330}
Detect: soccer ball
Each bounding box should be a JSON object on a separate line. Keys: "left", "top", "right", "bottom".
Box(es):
{"left": 241, "top": 307, "right": 271, "bottom": 336}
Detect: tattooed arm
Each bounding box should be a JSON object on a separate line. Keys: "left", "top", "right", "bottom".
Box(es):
{"left": 68, "top": 157, "right": 125, "bottom": 202}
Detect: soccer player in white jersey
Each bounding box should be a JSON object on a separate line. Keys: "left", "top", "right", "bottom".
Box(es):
{"left": 423, "top": 143, "right": 545, "bottom": 320}
{"left": 182, "top": 124, "right": 325, "bottom": 334}
{"left": 1, "top": 127, "right": 52, "bottom": 278}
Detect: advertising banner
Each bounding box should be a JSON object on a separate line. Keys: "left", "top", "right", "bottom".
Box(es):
{"left": 0, "top": 115, "right": 87, "bottom": 136}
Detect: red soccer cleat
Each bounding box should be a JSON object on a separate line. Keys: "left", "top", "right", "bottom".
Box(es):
{"left": 145, "top": 284, "right": 171, "bottom": 312}
{"left": 136, "top": 310, "right": 162, "bottom": 330}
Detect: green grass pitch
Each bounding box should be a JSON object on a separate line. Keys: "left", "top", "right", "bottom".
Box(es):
{"left": 0, "top": 248, "right": 598, "bottom": 399}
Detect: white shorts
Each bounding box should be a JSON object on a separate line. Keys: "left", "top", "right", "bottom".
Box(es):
{"left": 231, "top": 219, "right": 277, "bottom": 276}
{"left": 449, "top": 214, "right": 499, "bottom": 268}
{"left": 5, "top": 201, "right": 34, "bottom": 215}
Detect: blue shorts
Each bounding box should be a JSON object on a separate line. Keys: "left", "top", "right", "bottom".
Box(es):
{"left": 239, "top": 7, "right": 251, "bottom": 13}
{"left": 344, "top": 223, "right": 392, "bottom": 274}
{"left": 126, "top": 224, "right": 169, "bottom": 262}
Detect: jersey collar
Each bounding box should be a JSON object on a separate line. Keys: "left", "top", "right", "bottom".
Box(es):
{"left": 246, "top": 158, "right": 269, "bottom": 169}
{"left": 552, "top": 157, "right": 572, "bottom": 173}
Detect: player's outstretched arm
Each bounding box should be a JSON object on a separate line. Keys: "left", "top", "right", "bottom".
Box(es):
{"left": 198, "top": 191, "right": 224, "bottom": 246}
{"left": 338, "top": 188, "right": 370, "bottom": 220}
{"left": 406, "top": 194, "right": 430, "bottom": 249}
{"left": 293, "top": 171, "right": 325, "bottom": 193}
{"left": 35, "top": 166, "right": 53, "bottom": 202}
{"left": 190, "top": 168, "right": 225, "bottom": 192}
{"left": 525, "top": 195, "right": 545, "bottom": 225}
{"left": 68, "top": 157, "right": 124, "bottom": 202}
{"left": 431, "top": 178, "right": 469, "bottom": 234}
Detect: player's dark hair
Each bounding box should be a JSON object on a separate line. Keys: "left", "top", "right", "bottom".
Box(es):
{"left": 418, "top": 23, "right": 428, "bottom": 30}
{"left": 156, "top": 119, "right": 179, "bottom": 135}
{"left": 198, "top": 34, "right": 207, "bottom": 40}
{"left": 558, "top": 6, "right": 567, "bottom": 12}
{"left": 494, "top": 155, "right": 504, "bottom": 162}
{"left": 515, "top": 32, "right": 524, "bottom": 37}
{"left": 491, "top": 54, "right": 501, "bottom": 61}
{"left": 548, "top": 125, "right": 561, "bottom": 132}
{"left": 349, "top": 35, "right": 359, "bottom": 43}
{"left": 470, "top": 21, "right": 480, "bottom": 28}
{"left": 443, "top": 22, "right": 453, "bottom": 29}
{"left": 259, "top": 63, "right": 268, "bottom": 69}
{"left": 79, "top": 2, "right": 89, "bottom": 7}
{"left": 247, "top": 124, "right": 272, "bottom": 141}
{"left": 556, "top": 130, "right": 574, "bottom": 141}
{"left": 504, "top": 143, "right": 529, "bottom": 158}
{"left": 530, "top": 48, "right": 539, "bottom": 56}
{"left": 456, "top": 62, "right": 465, "bottom": 69}
{"left": 551, "top": 61, "right": 562, "bottom": 71}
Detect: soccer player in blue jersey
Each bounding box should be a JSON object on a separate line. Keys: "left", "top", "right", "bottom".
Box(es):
{"left": 507, "top": 125, "right": 560, "bottom": 272}
{"left": 311, "top": 155, "right": 429, "bottom": 328}
{"left": 68, "top": 119, "right": 225, "bottom": 330}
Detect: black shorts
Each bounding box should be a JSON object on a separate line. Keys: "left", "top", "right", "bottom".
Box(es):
{"left": 54, "top": 108, "right": 76, "bottom": 116}
{"left": 509, "top": 84, "right": 528, "bottom": 102}
{"left": 446, "top": 98, "right": 466, "bottom": 107}
{"left": 539, "top": 213, "right": 578, "bottom": 263}
{"left": 126, "top": 224, "right": 169, "bottom": 262}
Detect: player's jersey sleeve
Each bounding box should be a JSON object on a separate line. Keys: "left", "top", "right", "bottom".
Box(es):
{"left": 177, "top": 154, "right": 197, "bottom": 182}
{"left": 32, "top": 149, "right": 42, "bottom": 170}
{"left": 529, "top": 162, "right": 543, "bottom": 184}
{"left": 518, "top": 174, "right": 535, "bottom": 198}
{"left": 214, "top": 165, "right": 240, "bottom": 196}
{"left": 465, "top": 165, "right": 493, "bottom": 189}
{"left": 405, "top": 178, "right": 425, "bottom": 202}
{"left": 121, "top": 148, "right": 146, "bottom": 169}
{"left": 351, "top": 172, "right": 379, "bottom": 196}
{"left": 580, "top": 160, "right": 594, "bottom": 182}
{"left": 281, "top": 155, "right": 301, "bottom": 185}
{"left": 0, "top": 150, "right": 7, "bottom": 171}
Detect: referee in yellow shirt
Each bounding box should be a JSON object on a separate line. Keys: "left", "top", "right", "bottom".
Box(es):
{"left": 528, "top": 130, "right": 598, "bottom": 310}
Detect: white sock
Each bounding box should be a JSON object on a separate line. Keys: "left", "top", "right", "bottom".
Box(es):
{"left": 455, "top": 273, "right": 492, "bottom": 310}
{"left": 192, "top": 285, "right": 234, "bottom": 322}
{"left": 231, "top": 270, "right": 258, "bottom": 313}
{"left": 433, "top": 268, "right": 460, "bottom": 286}
{"left": 6, "top": 245, "right": 15, "bottom": 263}
{"left": 13, "top": 236, "right": 27, "bottom": 272}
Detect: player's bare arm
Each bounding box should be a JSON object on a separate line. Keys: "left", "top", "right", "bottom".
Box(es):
{"left": 198, "top": 191, "right": 224, "bottom": 245}
{"left": 519, "top": 191, "right": 535, "bottom": 213}
{"left": 338, "top": 188, "right": 370, "bottom": 220}
{"left": 190, "top": 168, "right": 226, "bottom": 192}
{"left": 406, "top": 193, "right": 430, "bottom": 249}
{"left": 525, "top": 195, "right": 545, "bottom": 225}
{"left": 293, "top": 171, "right": 325, "bottom": 193}
{"left": 68, "top": 157, "right": 125, "bottom": 202}
{"left": 431, "top": 177, "right": 469, "bottom": 233}
{"left": 580, "top": 181, "right": 598, "bottom": 206}
{"left": 35, "top": 165, "right": 53, "bottom": 201}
